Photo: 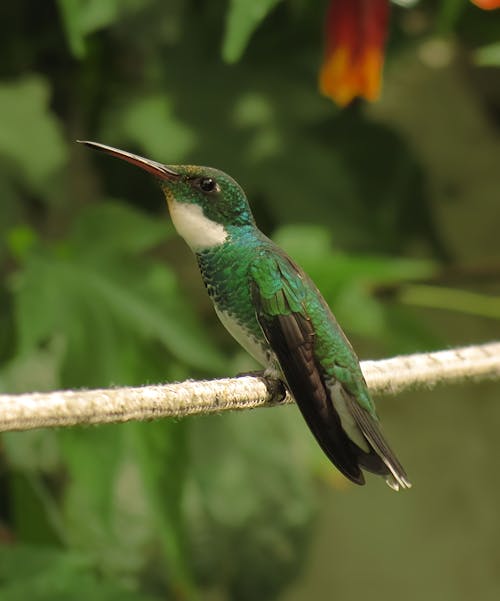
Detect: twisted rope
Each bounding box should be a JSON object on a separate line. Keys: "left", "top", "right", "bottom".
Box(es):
{"left": 0, "top": 342, "right": 499, "bottom": 433}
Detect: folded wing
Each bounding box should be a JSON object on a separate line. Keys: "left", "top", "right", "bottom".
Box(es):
{"left": 249, "top": 251, "right": 410, "bottom": 490}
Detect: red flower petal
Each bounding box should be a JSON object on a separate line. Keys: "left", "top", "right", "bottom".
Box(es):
{"left": 319, "top": 0, "right": 390, "bottom": 106}
{"left": 471, "top": 0, "right": 500, "bottom": 9}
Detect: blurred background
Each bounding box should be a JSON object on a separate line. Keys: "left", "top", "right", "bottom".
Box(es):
{"left": 1, "top": 0, "right": 500, "bottom": 599}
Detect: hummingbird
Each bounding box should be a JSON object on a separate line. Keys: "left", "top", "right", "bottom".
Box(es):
{"left": 79, "top": 140, "right": 411, "bottom": 491}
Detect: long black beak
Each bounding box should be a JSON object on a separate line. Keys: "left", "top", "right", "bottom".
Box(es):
{"left": 77, "top": 140, "right": 180, "bottom": 180}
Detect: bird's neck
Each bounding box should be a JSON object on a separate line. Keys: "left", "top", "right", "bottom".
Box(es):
{"left": 194, "top": 224, "right": 268, "bottom": 272}
{"left": 168, "top": 197, "right": 265, "bottom": 253}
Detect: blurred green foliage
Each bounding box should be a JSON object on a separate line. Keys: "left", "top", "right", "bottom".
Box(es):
{"left": 0, "top": 1, "right": 500, "bottom": 600}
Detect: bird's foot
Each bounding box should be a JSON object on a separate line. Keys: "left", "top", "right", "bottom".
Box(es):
{"left": 236, "top": 369, "right": 288, "bottom": 405}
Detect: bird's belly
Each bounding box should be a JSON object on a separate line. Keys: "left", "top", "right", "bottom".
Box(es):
{"left": 214, "top": 306, "right": 269, "bottom": 367}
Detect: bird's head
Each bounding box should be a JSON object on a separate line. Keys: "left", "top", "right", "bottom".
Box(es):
{"left": 78, "top": 141, "right": 255, "bottom": 250}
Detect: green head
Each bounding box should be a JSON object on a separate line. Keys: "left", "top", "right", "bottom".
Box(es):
{"left": 78, "top": 141, "right": 255, "bottom": 250}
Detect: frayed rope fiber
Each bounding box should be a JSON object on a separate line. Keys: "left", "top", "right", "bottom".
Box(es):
{"left": 0, "top": 342, "right": 499, "bottom": 433}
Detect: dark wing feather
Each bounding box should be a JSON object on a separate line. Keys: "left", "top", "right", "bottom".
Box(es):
{"left": 250, "top": 256, "right": 365, "bottom": 485}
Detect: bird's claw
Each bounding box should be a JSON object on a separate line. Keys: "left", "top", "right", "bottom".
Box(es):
{"left": 236, "top": 370, "right": 288, "bottom": 405}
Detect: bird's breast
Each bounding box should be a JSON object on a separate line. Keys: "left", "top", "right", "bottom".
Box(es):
{"left": 196, "top": 242, "right": 270, "bottom": 366}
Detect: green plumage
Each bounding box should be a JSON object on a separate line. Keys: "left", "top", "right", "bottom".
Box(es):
{"left": 81, "top": 140, "right": 411, "bottom": 491}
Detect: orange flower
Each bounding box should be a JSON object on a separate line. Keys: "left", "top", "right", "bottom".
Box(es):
{"left": 319, "top": 0, "right": 390, "bottom": 107}
{"left": 471, "top": 0, "right": 500, "bottom": 9}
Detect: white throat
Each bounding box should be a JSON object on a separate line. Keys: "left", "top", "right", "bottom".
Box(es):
{"left": 168, "top": 200, "right": 228, "bottom": 249}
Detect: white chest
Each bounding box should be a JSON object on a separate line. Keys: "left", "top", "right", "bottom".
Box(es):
{"left": 168, "top": 200, "right": 228, "bottom": 250}
{"left": 214, "top": 306, "right": 269, "bottom": 367}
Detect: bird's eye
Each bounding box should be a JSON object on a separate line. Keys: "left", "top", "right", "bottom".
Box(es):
{"left": 198, "top": 178, "right": 218, "bottom": 193}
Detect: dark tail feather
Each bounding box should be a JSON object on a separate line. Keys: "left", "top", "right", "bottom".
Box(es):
{"left": 294, "top": 393, "right": 366, "bottom": 486}
{"left": 345, "top": 393, "right": 411, "bottom": 491}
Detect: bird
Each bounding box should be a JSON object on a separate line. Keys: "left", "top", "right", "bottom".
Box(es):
{"left": 79, "top": 140, "right": 411, "bottom": 491}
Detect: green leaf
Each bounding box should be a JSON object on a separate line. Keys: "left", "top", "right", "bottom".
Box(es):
{"left": 131, "top": 420, "right": 195, "bottom": 597}
{"left": 54, "top": 423, "right": 163, "bottom": 582}
{"left": 335, "top": 284, "right": 386, "bottom": 338}
{"left": 12, "top": 254, "right": 224, "bottom": 386}
{"left": 68, "top": 201, "right": 173, "bottom": 261}
{"left": 115, "top": 95, "right": 196, "bottom": 162}
{"left": 3, "top": 430, "right": 60, "bottom": 474}
{"left": 273, "top": 225, "right": 436, "bottom": 289}
{"left": 399, "top": 285, "right": 500, "bottom": 320}
{"left": 56, "top": 0, "right": 145, "bottom": 58}
{"left": 77, "top": 261, "right": 225, "bottom": 374}
{"left": 187, "top": 408, "right": 315, "bottom": 600}
{"left": 122, "top": 94, "right": 196, "bottom": 161}
{"left": 7, "top": 473, "right": 64, "bottom": 545}
{"left": 222, "top": 0, "right": 282, "bottom": 63}
{"left": 6, "top": 226, "right": 38, "bottom": 262}
{"left": 474, "top": 42, "right": 500, "bottom": 67}
{"left": 58, "top": 426, "right": 124, "bottom": 548}
{"left": 0, "top": 285, "right": 16, "bottom": 366}
{"left": 0, "top": 338, "right": 63, "bottom": 394}
{"left": 0, "top": 544, "right": 159, "bottom": 601}
{"left": 0, "top": 178, "right": 25, "bottom": 261}
{"left": 0, "top": 77, "right": 66, "bottom": 191}
{"left": 436, "top": 0, "right": 468, "bottom": 33}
